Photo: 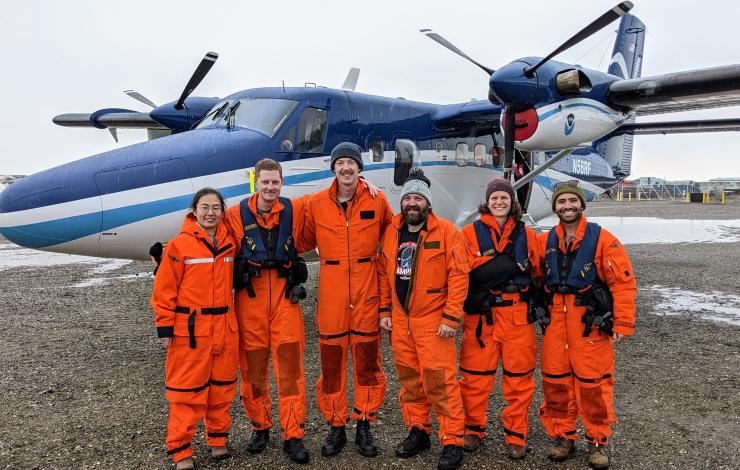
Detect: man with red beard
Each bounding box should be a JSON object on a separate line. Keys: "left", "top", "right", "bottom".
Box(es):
{"left": 377, "top": 168, "right": 468, "bottom": 470}
{"left": 538, "top": 181, "right": 637, "bottom": 469}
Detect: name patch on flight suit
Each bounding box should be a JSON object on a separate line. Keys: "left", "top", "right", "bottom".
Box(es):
{"left": 423, "top": 241, "right": 440, "bottom": 249}
{"left": 360, "top": 211, "right": 375, "bottom": 219}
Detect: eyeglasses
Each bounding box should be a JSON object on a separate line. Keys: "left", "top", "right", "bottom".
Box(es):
{"left": 554, "top": 179, "right": 580, "bottom": 190}
{"left": 197, "top": 205, "right": 223, "bottom": 214}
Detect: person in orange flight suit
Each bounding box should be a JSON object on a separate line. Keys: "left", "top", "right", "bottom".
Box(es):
{"left": 224, "top": 158, "right": 312, "bottom": 464}
{"left": 378, "top": 168, "right": 469, "bottom": 470}
{"left": 538, "top": 181, "right": 637, "bottom": 469}
{"left": 300, "top": 142, "right": 393, "bottom": 458}
{"left": 151, "top": 188, "right": 238, "bottom": 470}
{"left": 458, "top": 178, "right": 543, "bottom": 460}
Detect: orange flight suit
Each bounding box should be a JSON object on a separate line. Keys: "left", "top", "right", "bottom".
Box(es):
{"left": 459, "top": 215, "right": 543, "bottom": 447}
{"left": 225, "top": 194, "right": 310, "bottom": 440}
{"left": 377, "top": 212, "right": 469, "bottom": 447}
{"left": 151, "top": 214, "right": 238, "bottom": 462}
{"left": 537, "top": 215, "right": 637, "bottom": 445}
{"left": 300, "top": 180, "right": 392, "bottom": 426}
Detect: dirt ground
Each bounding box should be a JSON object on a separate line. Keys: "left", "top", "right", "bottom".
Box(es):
{"left": 0, "top": 200, "right": 738, "bottom": 469}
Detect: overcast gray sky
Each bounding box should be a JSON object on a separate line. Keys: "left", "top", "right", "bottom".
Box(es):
{"left": 2, "top": 0, "right": 740, "bottom": 180}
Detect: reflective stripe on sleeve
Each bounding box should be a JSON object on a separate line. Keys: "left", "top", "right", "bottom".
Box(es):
{"left": 183, "top": 258, "right": 215, "bottom": 265}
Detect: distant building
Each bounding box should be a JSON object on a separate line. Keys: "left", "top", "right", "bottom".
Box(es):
{"left": 700, "top": 178, "right": 740, "bottom": 194}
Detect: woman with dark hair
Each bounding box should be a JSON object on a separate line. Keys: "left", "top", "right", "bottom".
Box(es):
{"left": 457, "top": 179, "right": 542, "bottom": 460}
{"left": 151, "top": 187, "right": 238, "bottom": 470}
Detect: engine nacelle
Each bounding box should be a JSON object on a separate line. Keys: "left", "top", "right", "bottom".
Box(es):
{"left": 516, "top": 98, "right": 625, "bottom": 151}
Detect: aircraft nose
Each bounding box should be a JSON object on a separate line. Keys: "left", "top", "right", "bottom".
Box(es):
{"left": 0, "top": 165, "right": 101, "bottom": 249}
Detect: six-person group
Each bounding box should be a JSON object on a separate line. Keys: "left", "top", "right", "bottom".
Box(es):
{"left": 151, "top": 142, "right": 637, "bottom": 470}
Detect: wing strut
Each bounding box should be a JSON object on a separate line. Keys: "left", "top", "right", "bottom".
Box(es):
{"left": 513, "top": 148, "right": 575, "bottom": 190}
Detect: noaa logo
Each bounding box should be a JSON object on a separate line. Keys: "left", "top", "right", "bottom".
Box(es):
{"left": 564, "top": 113, "right": 576, "bottom": 135}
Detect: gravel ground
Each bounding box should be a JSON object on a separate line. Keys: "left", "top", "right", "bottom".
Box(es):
{"left": 0, "top": 200, "right": 738, "bottom": 469}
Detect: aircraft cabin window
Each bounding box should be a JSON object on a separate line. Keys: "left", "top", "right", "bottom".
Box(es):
{"left": 369, "top": 139, "right": 384, "bottom": 162}
{"left": 455, "top": 142, "right": 469, "bottom": 167}
{"left": 231, "top": 98, "right": 299, "bottom": 137}
{"left": 474, "top": 143, "right": 486, "bottom": 167}
{"left": 296, "top": 107, "right": 327, "bottom": 153}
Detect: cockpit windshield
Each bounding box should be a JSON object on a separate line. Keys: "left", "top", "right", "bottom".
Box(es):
{"left": 196, "top": 98, "right": 299, "bottom": 137}
{"left": 195, "top": 101, "right": 229, "bottom": 129}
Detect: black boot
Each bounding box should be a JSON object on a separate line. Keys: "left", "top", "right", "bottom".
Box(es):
{"left": 321, "top": 425, "right": 347, "bottom": 457}
{"left": 246, "top": 429, "right": 269, "bottom": 454}
{"left": 355, "top": 419, "right": 378, "bottom": 457}
{"left": 395, "top": 427, "right": 431, "bottom": 458}
{"left": 283, "top": 438, "right": 310, "bottom": 465}
{"left": 437, "top": 445, "right": 464, "bottom": 470}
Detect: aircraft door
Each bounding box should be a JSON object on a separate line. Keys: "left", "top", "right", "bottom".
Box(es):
{"left": 94, "top": 158, "right": 193, "bottom": 259}
{"left": 391, "top": 139, "right": 420, "bottom": 192}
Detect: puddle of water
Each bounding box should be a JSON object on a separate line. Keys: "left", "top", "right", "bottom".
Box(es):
{"left": 537, "top": 217, "right": 740, "bottom": 244}
{"left": 647, "top": 285, "right": 740, "bottom": 326}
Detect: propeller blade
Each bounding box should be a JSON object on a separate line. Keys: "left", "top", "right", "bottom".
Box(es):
{"left": 524, "top": 1, "right": 633, "bottom": 76}
{"left": 503, "top": 105, "right": 515, "bottom": 180}
{"left": 123, "top": 90, "right": 157, "bottom": 108}
{"left": 174, "top": 51, "right": 219, "bottom": 110}
{"left": 420, "top": 29, "right": 494, "bottom": 75}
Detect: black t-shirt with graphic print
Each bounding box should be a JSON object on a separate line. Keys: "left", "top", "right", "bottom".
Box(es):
{"left": 395, "top": 224, "right": 426, "bottom": 309}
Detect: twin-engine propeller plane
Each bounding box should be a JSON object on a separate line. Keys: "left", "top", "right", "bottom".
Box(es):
{"left": 2, "top": 2, "right": 740, "bottom": 260}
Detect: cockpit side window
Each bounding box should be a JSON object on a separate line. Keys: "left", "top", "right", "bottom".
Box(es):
{"left": 280, "top": 126, "right": 296, "bottom": 152}
{"left": 295, "top": 107, "right": 327, "bottom": 153}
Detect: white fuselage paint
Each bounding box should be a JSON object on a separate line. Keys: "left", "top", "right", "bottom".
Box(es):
{"left": 517, "top": 98, "right": 626, "bottom": 151}
{"left": 0, "top": 151, "right": 604, "bottom": 260}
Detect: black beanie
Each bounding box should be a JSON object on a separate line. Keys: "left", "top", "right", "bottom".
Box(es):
{"left": 330, "top": 142, "right": 364, "bottom": 172}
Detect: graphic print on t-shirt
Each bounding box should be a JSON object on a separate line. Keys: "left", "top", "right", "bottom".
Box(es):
{"left": 396, "top": 241, "right": 416, "bottom": 279}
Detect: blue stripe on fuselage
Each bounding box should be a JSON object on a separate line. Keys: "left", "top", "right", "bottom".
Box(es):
{"left": 538, "top": 101, "right": 621, "bottom": 123}
{"left": 0, "top": 162, "right": 595, "bottom": 248}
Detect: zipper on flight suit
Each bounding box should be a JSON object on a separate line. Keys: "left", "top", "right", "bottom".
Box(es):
{"left": 402, "top": 230, "right": 425, "bottom": 336}
{"left": 334, "top": 198, "right": 354, "bottom": 309}
{"left": 345, "top": 202, "right": 353, "bottom": 309}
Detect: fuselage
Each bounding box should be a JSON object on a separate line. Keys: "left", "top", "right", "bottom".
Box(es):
{"left": 0, "top": 86, "right": 609, "bottom": 260}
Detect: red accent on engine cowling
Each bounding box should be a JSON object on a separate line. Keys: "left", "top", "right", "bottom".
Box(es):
{"left": 513, "top": 108, "right": 538, "bottom": 141}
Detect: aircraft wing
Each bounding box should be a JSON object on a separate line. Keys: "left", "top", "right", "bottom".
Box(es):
{"left": 607, "top": 64, "right": 740, "bottom": 115}
{"left": 608, "top": 117, "right": 740, "bottom": 136}
{"left": 433, "top": 100, "right": 503, "bottom": 136}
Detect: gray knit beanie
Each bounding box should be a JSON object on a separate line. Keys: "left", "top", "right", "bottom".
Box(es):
{"left": 400, "top": 167, "right": 432, "bottom": 206}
